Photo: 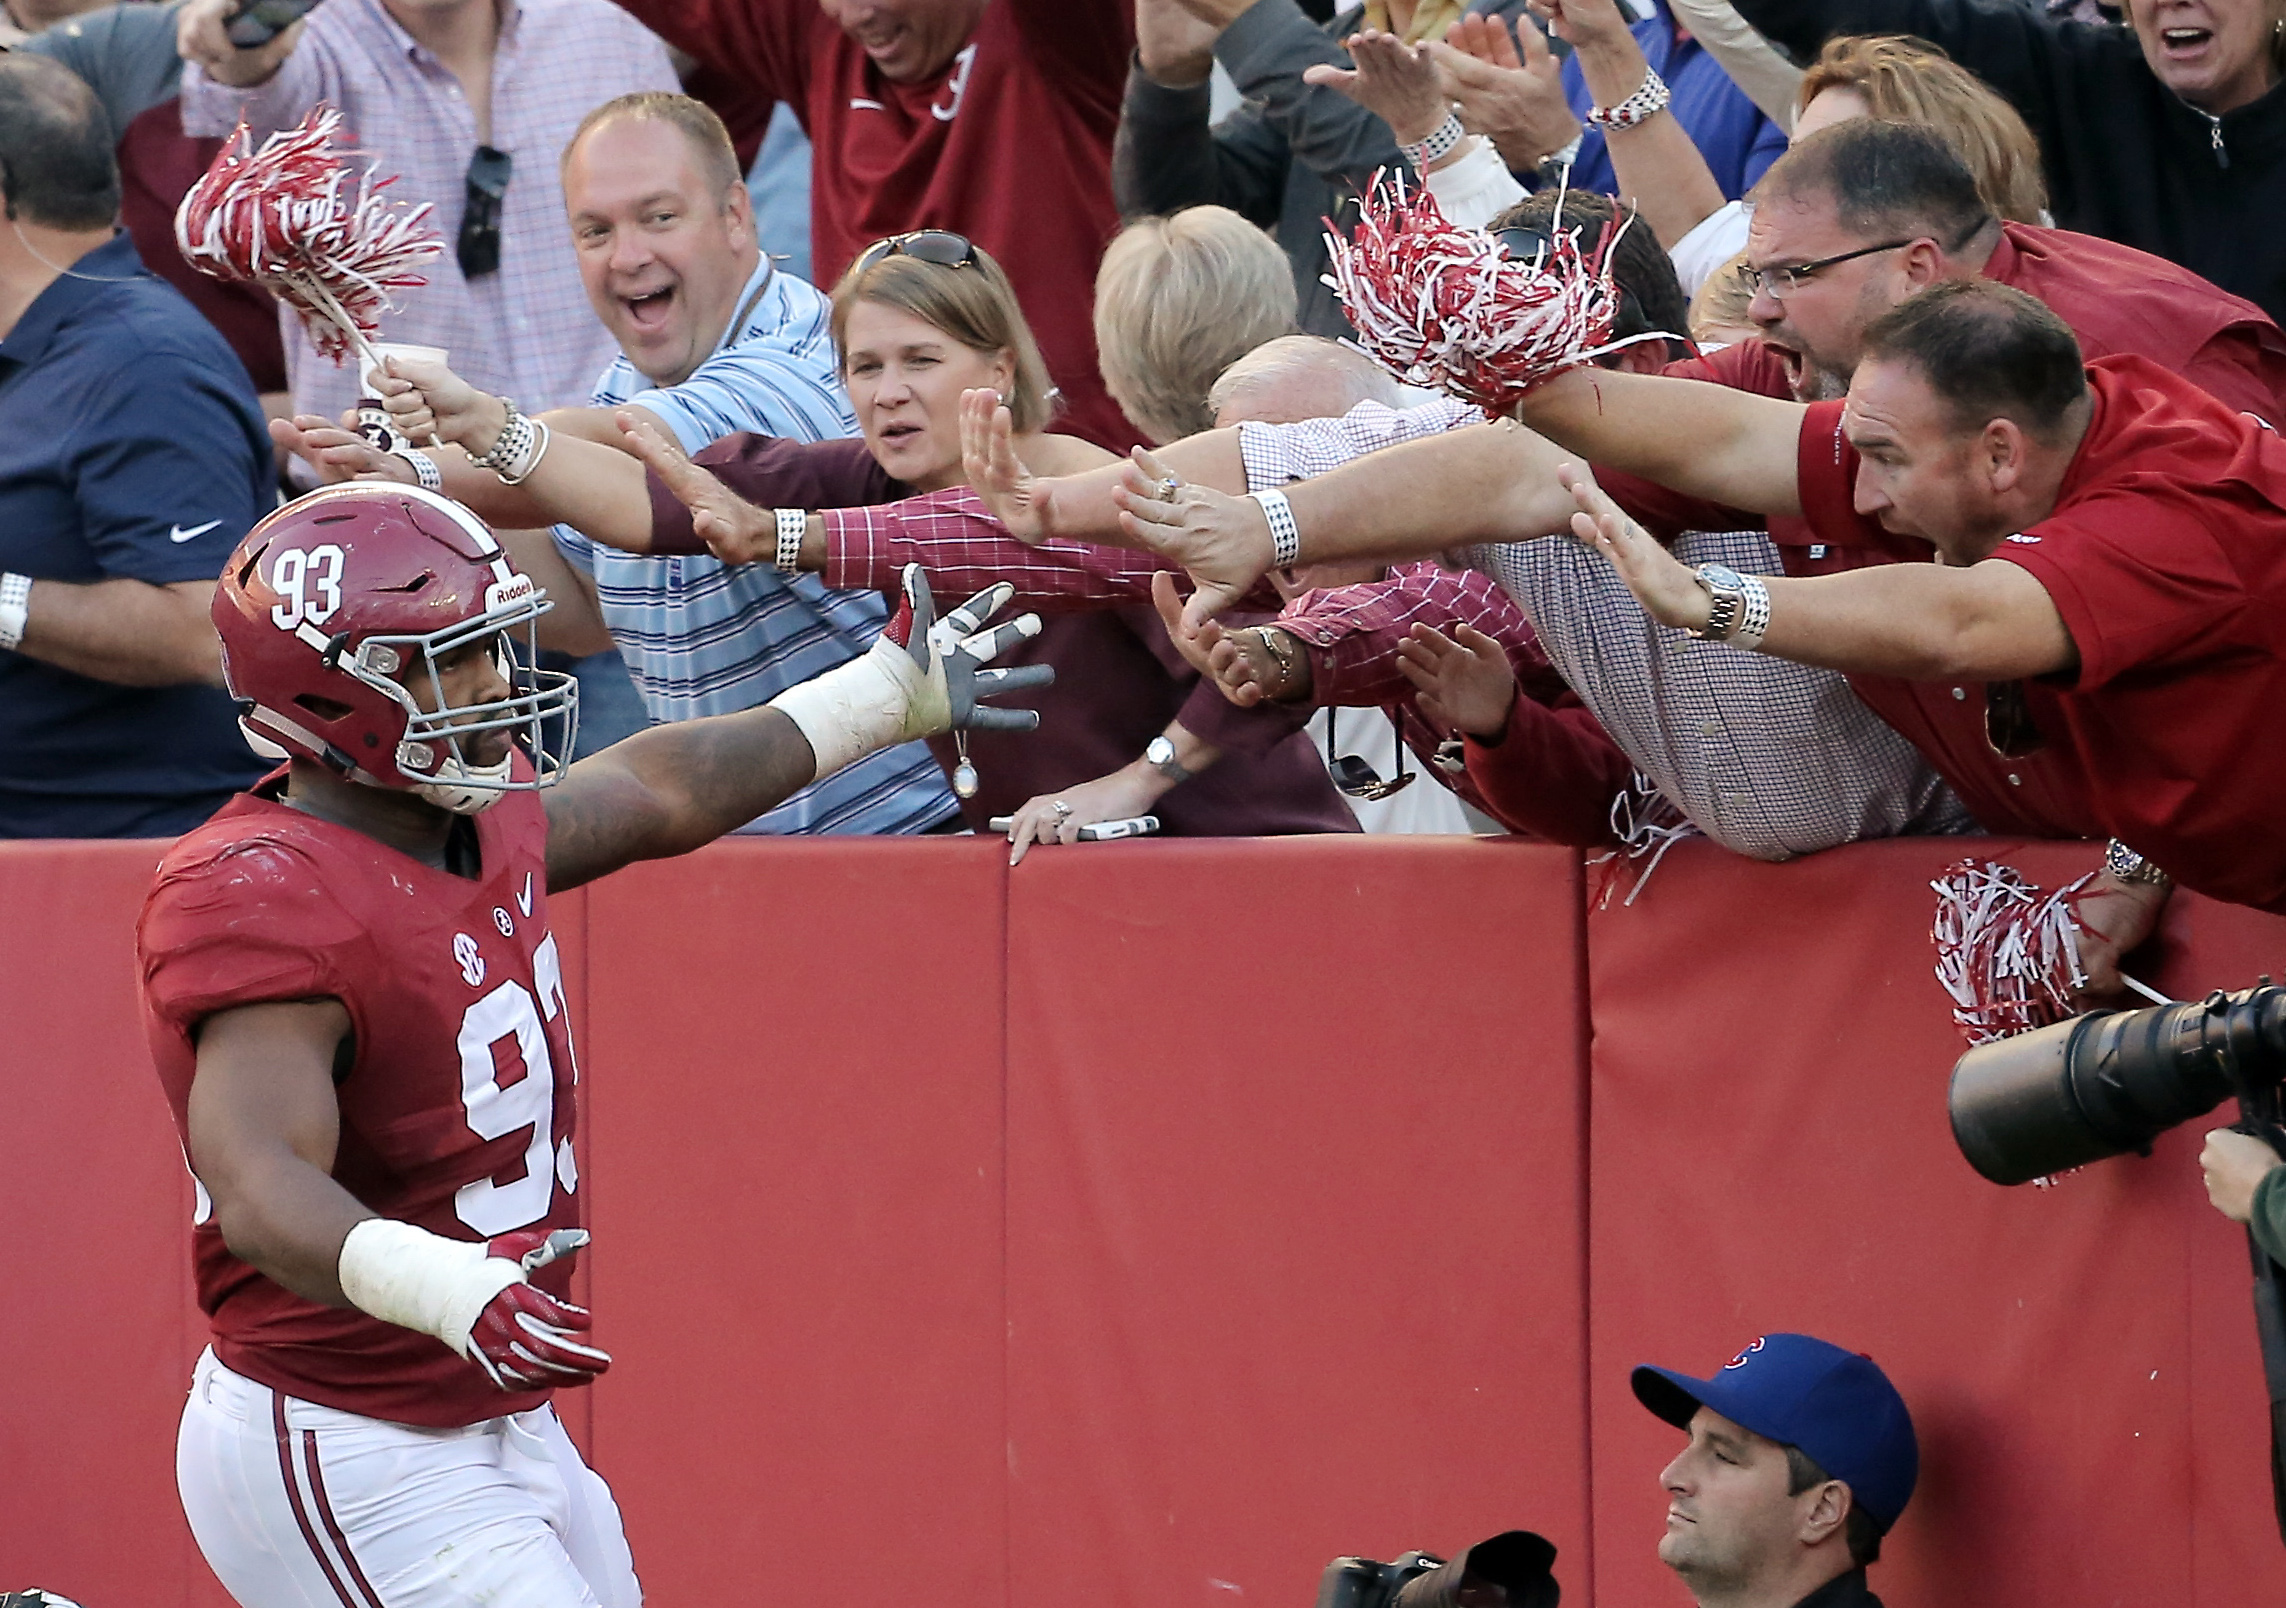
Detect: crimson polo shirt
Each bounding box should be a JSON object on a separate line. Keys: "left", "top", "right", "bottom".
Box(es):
{"left": 1603, "top": 221, "right": 2286, "bottom": 837}
{"left": 1792, "top": 355, "right": 2286, "bottom": 913}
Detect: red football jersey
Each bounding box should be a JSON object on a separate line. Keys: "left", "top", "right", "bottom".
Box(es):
{"left": 139, "top": 770, "right": 583, "bottom": 1427}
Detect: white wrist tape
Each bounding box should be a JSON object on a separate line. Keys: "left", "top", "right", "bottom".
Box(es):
{"left": 337, "top": 1217, "right": 522, "bottom": 1360}
{"left": 767, "top": 631, "right": 939, "bottom": 782}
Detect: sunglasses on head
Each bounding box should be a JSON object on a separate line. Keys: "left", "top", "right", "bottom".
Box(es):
{"left": 459, "top": 145, "right": 513, "bottom": 280}
{"left": 1494, "top": 224, "right": 1648, "bottom": 341}
{"left": 1326, "top": 706, "right": 1415, "bottom": 801}
{"left": 854, "top": 229, "right": 980, "bottom": 275}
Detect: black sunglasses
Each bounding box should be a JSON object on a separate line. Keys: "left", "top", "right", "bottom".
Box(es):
{"left": 1326, "top": 706, "right": 1414, "bottom": 801}
{"left": 1494, "top": 224, "right": 1648, "bottom": 341}
{"left": 459, "top": 145, "right": 512, "bottom": 280}
{"left": 854, "top": 229, "right": 980, "bottom": 275}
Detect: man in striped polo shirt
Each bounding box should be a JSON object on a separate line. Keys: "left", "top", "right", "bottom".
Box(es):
{"left": 295, "top": 89, "right": 958, "bottom": 833}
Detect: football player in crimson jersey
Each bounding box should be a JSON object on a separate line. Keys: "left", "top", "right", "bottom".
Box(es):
{"left": 138, "top": 482, "right": 1046, "bottom": 1608}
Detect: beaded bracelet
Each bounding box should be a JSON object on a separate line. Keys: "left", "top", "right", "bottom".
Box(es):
{"left": 1584, "top": 67, "right": 1672, "bottom": 132}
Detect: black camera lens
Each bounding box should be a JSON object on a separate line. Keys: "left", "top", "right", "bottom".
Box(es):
{"left": 1950, "top": 988, "right": 2286, "bottom": 1186}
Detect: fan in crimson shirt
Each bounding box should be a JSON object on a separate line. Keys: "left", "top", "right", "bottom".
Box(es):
{"left": 1522, "top": 280, "right": 2286, "bottom": 917}
{"left": 606, "top": 0, "right": 1142, "bottom": 452}
{"left": 1106, "top": 280, "right": 2286, "bottom": 925}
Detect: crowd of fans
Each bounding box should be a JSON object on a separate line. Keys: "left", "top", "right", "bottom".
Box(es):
{"left": 10, "top": 0, "right": 2286, "bottom": 1597}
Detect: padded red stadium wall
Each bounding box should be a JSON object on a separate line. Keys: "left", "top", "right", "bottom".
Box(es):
{"left": 5, "top": 832, "right": 2286, "bottom": 1608}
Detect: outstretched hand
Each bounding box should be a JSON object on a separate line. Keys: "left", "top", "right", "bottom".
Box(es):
{"left": 1114, "top": 454, "right": 1275, "bottom": 631}
{"left": 618, "top": 410, "right": 776, "bottom": 561}
{"left": 1149, "top": 569, "right": 1226, "bottom": 677}
{"left": 1395, "top": 622, "right": 1519, "bottom": 739}
{"left": 891, "top": 564, "right": 1055, "bottom": 739}
{"left": 271, "top": 414, "right": 415, "bottom": 486}
{"left": 1563, "top": 462, "right": 1713, "bottom": 633}
{"left": 1303, "top": 28, "right": 1450, "bottom": 148}
{"left": 960, "top": 388, "right": 1053, "bottom": 544}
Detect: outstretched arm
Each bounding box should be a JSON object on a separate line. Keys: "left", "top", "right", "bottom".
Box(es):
{"left": 544, "top": 569, "right": 1051, "bottom": 889}
{"left": 1567, "top": 464, "right": 2075, "bottom": 678}
{"left": 959, "top": 390, "right": 1249, "bottom": 546}
{"left": 1121, "top": 418, "right": 1586, "bottom": 629}
{"left": 1518, "top": 366, "right": 1807, "bottom": 514}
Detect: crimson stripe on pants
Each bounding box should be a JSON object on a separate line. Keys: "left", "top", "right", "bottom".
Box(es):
{"left": 302, "top": 1428, "right": 388, "bottom": 1608}
{"left": 269, "top": 1392, "right": 375, "bottom": 1608}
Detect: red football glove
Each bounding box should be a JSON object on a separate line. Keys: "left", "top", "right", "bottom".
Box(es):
{"left": 466, "top": 1227, "right": 612, "bottom": 1392}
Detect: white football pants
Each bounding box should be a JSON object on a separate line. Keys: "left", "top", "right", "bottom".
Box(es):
{"left": 178, "top": 1349, "right": 641, "bottom": 1608}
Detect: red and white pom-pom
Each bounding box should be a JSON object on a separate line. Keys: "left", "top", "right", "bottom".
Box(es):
{"left": 1930, "top": 859, "right": 2094, "bottom": 1046}
{"left": 1322, "top": 174, "right": 1629, "bottom": 413}
{"left": 174, "top": 106, "right": 441, "bottom": 366}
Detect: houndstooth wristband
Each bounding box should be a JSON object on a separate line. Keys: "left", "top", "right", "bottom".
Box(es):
{"left": 1585, "top": 67, "right": 1672, "bottom": 131}
{"left": 774, "top": 507, "right": 808, "bottom": 573}
{"left": 1400, "top": 110, "right": 1466, "bottom": 171}
{"left": 1248, "top": 488, "right": 1302, "bottom": 570}
{"left": 494, "top": 417, "right": 550, "bottom": 486}
{"left": 0, "top": 570, "right": 31, "bottom": 651}
{"left": 393, "top": 447, "right": 444, "bottom": 493}
{"left": 1732, "top": 573, "right": 1771, "bottom": 651}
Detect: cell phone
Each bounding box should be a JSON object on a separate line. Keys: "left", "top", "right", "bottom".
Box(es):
{"left": 224, "top": 0, "right": 321, "bottom": 49}
{"left": 986, "top": 815, "right": 1162, "bottom": 841}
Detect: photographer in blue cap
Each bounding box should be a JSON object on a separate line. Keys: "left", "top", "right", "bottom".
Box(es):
{"left": 1632, "top": 1334, "right": 1917, "bottom": 1608}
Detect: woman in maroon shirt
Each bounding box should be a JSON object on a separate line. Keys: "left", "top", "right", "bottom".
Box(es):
{"left": 509, "top": 232, "right": 1358, "bottom": 847}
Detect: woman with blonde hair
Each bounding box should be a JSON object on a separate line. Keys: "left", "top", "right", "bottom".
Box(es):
{"left": 419, "top": 228, "right": 1353, "bottom": 845}
{"left": 1092, "top": 206, "right": 1298, "bottom": 446}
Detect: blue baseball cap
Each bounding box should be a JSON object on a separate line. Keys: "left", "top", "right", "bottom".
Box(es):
{"left": 1631, "top": 1334, "right": 1918, "bottom": 1533}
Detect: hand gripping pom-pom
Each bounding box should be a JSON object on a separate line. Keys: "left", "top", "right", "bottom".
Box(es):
{"left": 1322, "top": 174, "right": 1642, "bottom": 414}
{"left": 1930, "top": 859, "right": 2094, "bottom": 1047}
{"left": 174, "top": 106, "right": 442, "bottom": 367}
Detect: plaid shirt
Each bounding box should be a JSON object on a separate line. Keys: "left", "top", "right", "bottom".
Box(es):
{"left": 1236, "top": 400, "right": 1976, "bottom": 860}
{"left": 819, "top": 486, "right": 1632, "bottom": 836}
{"left": 181, "top": 0, "right": 676, "bottom": 428}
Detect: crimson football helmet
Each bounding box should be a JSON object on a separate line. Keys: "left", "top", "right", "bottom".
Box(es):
{"left": 213, "top": 484, "right": 578, "bottom": 813}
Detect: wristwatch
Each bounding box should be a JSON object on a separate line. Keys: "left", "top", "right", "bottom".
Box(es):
{"left": 2104, "top": 838, "right": 2173, "bottom": 888}
{"left": 1688, "top": 563, "right": 1771, "bottom": 650}
{"left": 1144, "top": 735, "right": 1191, "bottom": 785}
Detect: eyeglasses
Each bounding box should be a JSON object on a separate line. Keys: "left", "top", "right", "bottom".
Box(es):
{"left": 1984, "top": 678, "right": 2046, "bottom": 760}
{"left": 1741, "top": 215, "right": 1993, "bottom": 301}
{"left": 853, "top": 229, "right": 980, "bottom": 275}
{"left": 1493, "top": 224, "right": 1648, "bottom": 340}
{"left": 458, "top": 145, "right": 513, "bottom": 280}
{"left": 1326, "top": 706, "right": 1414, "bottom": 800}
{"left": 1739, "top": 239, "right": 1914, "bottom": 300}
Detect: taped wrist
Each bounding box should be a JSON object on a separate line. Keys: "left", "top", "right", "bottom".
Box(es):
{"left": 336, "top": 1217, "right": 523, "bottom": 1360}
{"left": 767, "top": 632, "right": 933, "bottom": 782}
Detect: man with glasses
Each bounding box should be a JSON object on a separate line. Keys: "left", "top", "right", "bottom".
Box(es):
{"left": 1130, "top": 276, "right": 2286, "bottom": 918}
{"left": 175, "top": 0, "right": 676, "bottom": 446}
{"left": 1688, "top": 118, "right": 2286, "bottom": 418}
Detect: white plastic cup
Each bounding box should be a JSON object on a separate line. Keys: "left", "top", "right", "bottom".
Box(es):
{"left": 361, "top": 341, "right": 450, "bottom": 396}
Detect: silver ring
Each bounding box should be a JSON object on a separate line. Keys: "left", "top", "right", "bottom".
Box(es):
{"left": 1050, "top": 799, "right": 1072, "bottom": 819}
{"left": 1156, "top": 475, "right": 1181, "bottom": 502}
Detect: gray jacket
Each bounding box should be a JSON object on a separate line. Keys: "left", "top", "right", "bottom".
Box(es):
{"left": 1114, "top": 0, "right": 1407, "bottom": 337}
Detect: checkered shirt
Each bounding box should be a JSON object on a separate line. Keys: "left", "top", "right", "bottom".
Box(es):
{"left": 181, "top": 0, "right": 677, "bottom": 427}
{"left": 1237, "top": 401, "right": 1976, "bottom": 859}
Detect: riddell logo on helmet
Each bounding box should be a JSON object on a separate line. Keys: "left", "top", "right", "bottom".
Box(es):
{"left": 485, "top": 573, "right": 536, "bottom": 612}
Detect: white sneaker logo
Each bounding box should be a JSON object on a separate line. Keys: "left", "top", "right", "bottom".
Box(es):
{"left": 169, "top": 519, "right": 222, "bottom": 544}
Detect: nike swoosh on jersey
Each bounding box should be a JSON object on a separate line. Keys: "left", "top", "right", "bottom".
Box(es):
{"left": 517, "top": 872, "right": 534, "bottom": 919}
{"left": 169, "top": 519, "right": 224, "bottom": 544}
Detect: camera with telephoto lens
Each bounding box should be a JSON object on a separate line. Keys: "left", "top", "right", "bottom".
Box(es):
{"left": 1948, "top": 982, "right": 2286, "bottom": 1186}
{"left": 1950, "top": 981, "right": 2286, "bottom": 1551}
{"left": 1315, "top": 1551, "right": 1442, "bottom": 1608}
